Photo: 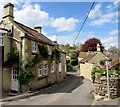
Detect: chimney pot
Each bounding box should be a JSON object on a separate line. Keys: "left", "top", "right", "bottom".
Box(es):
{"left": 34, "top": 26, "right": 42, "bottom": 33}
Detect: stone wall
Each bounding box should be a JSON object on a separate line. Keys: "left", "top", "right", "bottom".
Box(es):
{"left": 80, "top": 62, "right": 94, "bottom": 80}
{"left": 94, "top": 73, "right": 120, "bottom": 97}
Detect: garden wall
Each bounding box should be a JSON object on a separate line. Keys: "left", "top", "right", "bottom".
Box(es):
{"left": 94, "top": 73, "right": 120, "bottom": 97}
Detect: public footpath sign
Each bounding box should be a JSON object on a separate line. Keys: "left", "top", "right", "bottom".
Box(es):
{"left": 105, "top": 61, "right": 111, "bottom": 99}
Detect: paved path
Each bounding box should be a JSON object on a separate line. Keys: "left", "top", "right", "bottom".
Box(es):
{"left": 92, "top": 98, "right": 120, "bottom": 106}
{"left": 2, "top": 73, "right": 94, "bottom": 105}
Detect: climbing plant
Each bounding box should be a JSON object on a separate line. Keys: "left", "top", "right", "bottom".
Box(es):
{"left": 18, "top": 55, "right": 41, "bottom": 85}
{"left": 38, "top": 44, "right": 49, "bottom": 59}
{"left": 25, "top": 55, "right": 42, "bottom": 68}
{"left": 51, "top": 50, "right": 56, "bottom": 60}
{"left": 7, "top": 47, "right": 19, "bottom": 62}
{"left": 55, "top": 49, "right": 61, "bottom": 61}
{"left": 18, "top": 69, "right": 34, "bottom": 84}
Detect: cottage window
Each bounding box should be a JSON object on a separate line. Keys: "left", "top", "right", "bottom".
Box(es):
{"left": 59, "top": 63, "right": 62, "bottom": 72}
{"left": 38, "top": 64, "right": 42, "bottom": 77}
{"left": 51, "top": 63, "right": 55, "bottom": 73}
{"left": 44, "top": 64, "right": 48, "bottom": 76}
{"left": 32, "top": 41, "right": 37, "bottom": 52}
{"left": 0, "top": 34, "right": 4, "bottom": 46}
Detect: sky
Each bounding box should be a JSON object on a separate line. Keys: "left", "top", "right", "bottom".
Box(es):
{"left": 0, "top": 0, "right": 119, "bottom": 49}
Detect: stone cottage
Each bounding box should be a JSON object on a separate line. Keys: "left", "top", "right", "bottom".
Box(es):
{"left": 79, "top": 44, "right": 109, "bottom": 80}
{"left": 0, "top": 3, "right": 66, "bottom": 93}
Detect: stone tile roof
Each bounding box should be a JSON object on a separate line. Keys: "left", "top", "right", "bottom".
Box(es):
{"left": 80, "top": 52, "right": 97, "bottom": 63}
{"left": 13, "top": 21, "right": 54, "bottom": 46}
{"left": 78, "top": 52, "right": 88, "bottom": 58}
{"left": 106, "top": 53, "right": 118, "bottom": 60}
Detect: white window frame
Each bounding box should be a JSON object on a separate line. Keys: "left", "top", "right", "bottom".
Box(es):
{"left": 59, "top": 63, "right": 62, "bottom": 72}
{"left": 32, "top": 41, "right": 37, "bottom": 52}
{"left": 51, "top": 63, "right": 55, "bottom": 73}
{"left": 38, "top": 64, "right": 43, "bottom": 77}
{"left": 12, "top": 67, "right": 19, "bottom": 80}
{"left": 0, "top": 33, "right": 4, "bottom": 46}
{"left": 44, "top": 64, "right": 48, "bottom": 76}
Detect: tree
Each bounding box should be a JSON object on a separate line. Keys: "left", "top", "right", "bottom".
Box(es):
{"left": 70, "top": 52, "right": 77, "bottom": 59}
{"left": 70, "top": 52, "right": 78, "bottom": 66}
{"left": 82, "top": 38, "right": 104, "bottom": 52}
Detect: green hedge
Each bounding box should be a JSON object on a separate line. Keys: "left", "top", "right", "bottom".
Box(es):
{"left": 99, "top": 59, "right": 112, "bottom": 65}
{"left": 67, "top": 64, "right": 73, "bottom": 71}
{"left": 91, "top": 68, "right": 120, "bottom": 82}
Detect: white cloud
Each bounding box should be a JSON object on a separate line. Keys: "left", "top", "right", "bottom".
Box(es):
{"left": 101, "top": 36, "right": 118, "bottom": 49}
{"left": 110, "top": 30, "right": 118, "bottom": 35}
{"left": 89, "top": 3, "right": 102, "bottom": 19}
{"left": 48, "top": 31, "right": 96, "bottom": 46}
{"left": 48, "top": 32, "right": 84, "bottom": 45}
{"left": 14, "top": 4, "right": 50, "bottom": 27}
{"left": 89, "top": 2, "right": 118, "bottom": 26}
{"left": 0, "top": 1, "right": 80, "bottom": 32}
{"left": 89, "top": 12, "right": 117, "bottom": 26}
{"left": 50, "top": 17, "right": 79, "bottom": 32}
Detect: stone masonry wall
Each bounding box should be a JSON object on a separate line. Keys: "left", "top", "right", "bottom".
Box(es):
{"left": 94, "top": 73, "right": 120, "bottom": 97}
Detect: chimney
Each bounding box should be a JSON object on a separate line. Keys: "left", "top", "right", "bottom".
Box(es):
{"left": 97, "top": 43, "right": 101, "bottom": 52}
{"left": 3, "top": 3, "right": 14, "bottom": 22}
{"left": 34, "top": 26, "right": 42, "bottom": 33}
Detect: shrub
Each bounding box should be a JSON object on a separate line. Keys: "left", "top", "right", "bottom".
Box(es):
{"left": 67, "top": 64, "right": 73, "bottom": 71}
{"left": 66, "top": 59, "right": 70, "bottom": 64}
{"left": 71, "top": 58, "right": 78, "bottom": 66}
{"left": 91, "top": 67, "right": 120, "bottom": 82}
{"left": 70, "top": 52, "right": 77, "bottom": 59}
{"left": 99, "top": 59, "right": 112, "bottom": 65}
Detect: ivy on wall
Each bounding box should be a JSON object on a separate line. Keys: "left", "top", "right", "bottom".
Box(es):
{"left": 38, "top": 44, "right": 49, "bottom": 59}
{"left": 25, "top": 55, "right": 42, "bottom": 68}
{"left": 18, "top": 55, "right": 41, "bottom": 85}
{"left": 7, "top": 47, "right": 19, "bottom": 63}
{"left": 18, "top": 69, "right": 35, "bottom": 85}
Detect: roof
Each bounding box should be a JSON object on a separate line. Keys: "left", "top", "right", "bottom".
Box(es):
{"left": 106, "top": 53, "right": 118, "bottom": 60}
{"left": 78, "top": 52, "right": 88, "bottom": 58}
{"left": 80, "top": 52, "right": 97, "bottom": 63}
{"left": 13, "top": 21, "right": 54, "bottom": 46}
{"left": 0, "top": 27, "right": 8, "bottom": 33}
{"left": 102, "top": 59, "right": 119, "bottom": 69}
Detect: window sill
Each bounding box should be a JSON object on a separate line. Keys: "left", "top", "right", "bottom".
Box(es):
{"left": 38, "top": 75, "right": 48, "bottom": 80}
{"left": 32, "top": 51, "right": 38, "bottom": 55}
{"left": 51, "top": 72, "right": 55, "bottom": 74}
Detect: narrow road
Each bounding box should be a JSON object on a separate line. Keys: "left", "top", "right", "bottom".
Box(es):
{"left": 3, "top": 72, "right": 94, "bottom": 105}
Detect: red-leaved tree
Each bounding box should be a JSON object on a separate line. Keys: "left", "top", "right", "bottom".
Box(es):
{"left": 82, "top": 38, "right": 104, "bottom": 52}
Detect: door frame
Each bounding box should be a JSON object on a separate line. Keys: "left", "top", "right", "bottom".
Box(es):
{"left": 11, "top": 67, "right": 19, "bottom": 92}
